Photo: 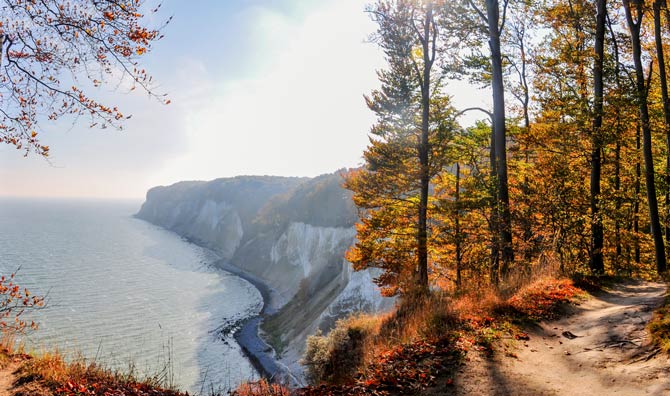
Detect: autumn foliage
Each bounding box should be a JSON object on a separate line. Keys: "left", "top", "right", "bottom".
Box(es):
{"left": 2, "top": 350, "right": 186, "bottom": 396}
{"left": 279, "top": 277, "right": 584, "bottom": 396}
{"left": 230, "top": 380, "right": 291, "bottom": 396}
{"left": 0, "top": 272, "right": 44, "bottom": 335}
{"left": 0, "top": 0, "right": 169, "bottom": 156}
{"left": 344, "top": 0, "right": 670, "bottom": 307}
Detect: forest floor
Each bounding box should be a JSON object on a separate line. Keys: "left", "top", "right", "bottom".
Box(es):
{"left": 430, "top": 280, "right": 670, "bottom": 395}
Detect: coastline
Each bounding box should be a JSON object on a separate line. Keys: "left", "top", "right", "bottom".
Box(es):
{"left": 213, "top": 259, "right": 300, "bottom": 386}
{"left": 132, "top": 216, "right": 296, "bottom": 385}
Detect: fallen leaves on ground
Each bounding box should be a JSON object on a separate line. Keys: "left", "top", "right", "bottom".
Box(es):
{"left": 296, "top": 337, "right": 462, "bottom": 396}
{"left": 53, "top": 378, "right": 187, "bottom": 396}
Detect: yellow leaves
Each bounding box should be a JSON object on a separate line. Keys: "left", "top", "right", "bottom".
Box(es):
{"left": 412, "top": 46, "right": 424, "bottom": 60}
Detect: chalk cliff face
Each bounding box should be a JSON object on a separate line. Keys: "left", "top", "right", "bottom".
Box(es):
{"left": 136, "top": 172, "right": 394, "bottom": 374}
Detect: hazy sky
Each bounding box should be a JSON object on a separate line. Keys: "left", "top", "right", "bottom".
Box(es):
{"left": 0, "top": 0, "right": 487, "bottom": 199}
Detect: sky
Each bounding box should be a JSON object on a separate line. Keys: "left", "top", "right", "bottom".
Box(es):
{"left": 0, "top": 0, "right": 488, "bottom": 199}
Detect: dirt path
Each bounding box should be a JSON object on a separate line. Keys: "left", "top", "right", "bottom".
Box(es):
{"left": 445, "top": 280, "right": 670, "bottom": 395}
{"left": 0, "top": 359, "right": 20, "bottom": 396}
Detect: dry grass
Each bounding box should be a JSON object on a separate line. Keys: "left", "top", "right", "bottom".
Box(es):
{"left": 235, "top": 276, "right": 586, "bottom": 396}
{"left": 0, "top": 336, "right": 190, "bottom": 396}
{"left": 230, "top": 379, "right": 290, "bottom": 396}
{"left": 344, "top": 277, "right": 584, "bottom": 379}
{"left": 15, "top": 348, "right": 187, "bottom": 395}
{"left": 648, "top": 295, "right": 670, "bottom": 353}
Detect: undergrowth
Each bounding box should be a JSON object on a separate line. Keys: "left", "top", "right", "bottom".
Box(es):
{"left": 229, "top": 379, "right": 290, "bottom": 396}
{"left": 235, "top": 276, "right": 585, "bottom": 396}
{"left": 0, "top": 341, "right": 189, "bottom": 396}
{"left": 648, "top": 294, "right": 670, "bottom": 353}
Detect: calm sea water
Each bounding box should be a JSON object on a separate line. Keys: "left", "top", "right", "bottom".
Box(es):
{"left": 0, "top": 198, "right": 262, "bottom": 393}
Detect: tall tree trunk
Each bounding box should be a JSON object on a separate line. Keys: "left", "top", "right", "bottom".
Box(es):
{"left": 635, "top": 122, "right": 642, "bottom": 266}
{"left": 653, "top": 0, "right": 670, "bottom": 258}
{"left": 590, "top": 0, "right": 606, "bottom": 274}
{"left": 520, "top": 30, "right": 533, "bottom": 264}
{"left": 608, "top": 11, "right": 623, "bottom": 271}
{"left": 455, "top": 163, "right": 462, "bottom": 289}
{"left": 490, "top": 126, "right": 500, "bottom": 284}
{"left": 615, "top": 142, "right": 622, "bottom": 271}
{"left": 624, "top": 0, "right": 668, "bottom": 274}
{"left": 486, "top": 0, "right": 514, "bottom": 279}
{"left": 417, "top": 3, "right": 434, "bottom": 291}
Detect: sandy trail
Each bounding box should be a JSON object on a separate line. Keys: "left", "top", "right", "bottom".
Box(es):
{"left": 446, "top": 280, "right": 670, "bottom": 395}
{"left": 0, "top": 360, "right": 20, "bottom": 396}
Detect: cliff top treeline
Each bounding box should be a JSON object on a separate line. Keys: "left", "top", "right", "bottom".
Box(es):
{"left": 140, "top": 172, "right": 357, "bottom": 235}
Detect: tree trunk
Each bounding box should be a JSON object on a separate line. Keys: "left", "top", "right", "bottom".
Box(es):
{"left": 520, "top": 33, "right": 533, "bottom": 264}
{"left": 590, "top": 0, "right": 606, "bottom": 274}
{"left": 490, "top": 124, "right": 500, "bottom": 284}
{"left": 486, "top": 0, "right": 514, "bottom": 278}
{"left": 624, "top": 0, "right": 668, "bottom": 274}
{"left": 653, "top": 0, "right": 670, "bottom": 259}
{"left": 615, "top": 142, "right": 622, "bottom": 271}
{"left": 455, "top": 163, "right": 462, "bottom": 289}
{"left": 608, "top": 10, "right": 623, "bottom": 271}
{"left": 635, "top": 122, "right": 642, "bottom": 266}
{"left": 417, "top": 3, "right": 433, "bottom": 291}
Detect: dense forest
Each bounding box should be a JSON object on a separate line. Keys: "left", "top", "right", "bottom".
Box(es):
{"left": 345, "top": 0, "right": 670, "bottom": 298}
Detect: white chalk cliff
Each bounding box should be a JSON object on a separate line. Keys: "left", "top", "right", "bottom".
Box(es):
{"left": 136, "top": 172, "right": 394, "bottom": 378}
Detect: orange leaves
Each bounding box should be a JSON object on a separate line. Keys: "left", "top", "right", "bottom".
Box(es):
{"left": 53, "top": 377, "right": 188, "bottom": 396}
{"left": 8, "top": 50, "right": 31, "bottom": 59}
{"left": 0, "top": 0, "right": 167, "bottom": 157}
{"left": 231, "top": 379, "right": 291, "bottom": 396}
{"left": 297, "top": 337, "right": 461, "bottom": 396}
{"left": 127, "top": 27, "right": 158, "bottom": 44}
{"left": 0, "top": 272, "right": 45, "bottom": 334}
{"left": 113, "top": 44, "right": 132, "bottom": 57}
{"left": 504, "top": 278, "right": 583, "bottom": 321}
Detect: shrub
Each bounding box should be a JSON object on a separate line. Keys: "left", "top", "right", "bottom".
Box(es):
{"left": 301, "top": 318, "right": 369, "bottom": 385}
{"left": 649, "top": 297, "right": 670, "bottom": 353}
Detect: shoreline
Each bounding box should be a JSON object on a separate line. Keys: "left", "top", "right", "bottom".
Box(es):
{"left": 132, "top": 217, "right": 299, "bottom": 386}
{"left": 213, "top": 259, "right": 299, "bottom": 385}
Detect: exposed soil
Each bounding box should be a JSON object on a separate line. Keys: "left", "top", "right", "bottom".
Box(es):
{"left": 430, "top": 280, "right": 670, "bottom": 395}
{"left": 0, "top": 360, "right": 18, "bottom": 396}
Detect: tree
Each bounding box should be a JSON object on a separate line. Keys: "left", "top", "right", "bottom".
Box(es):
{"left": 416, "top": 1, "right": 438, "bottom": 291}
{"left": 484, "top": 0, "right": 515, "bottom": 279}
{"left": 446, "top": 0, "right": 514, "bottom": 281}
{"left": 623, "top": 0, "right": 667, "bottom": 274}
{"left": 652, "top": 0, "right": 670, "bottom": 256}
{"left": 437, "top": 0, "right": 516, "bottom": 282}
{"left": 0, "top": 0, "right": 169, "bottom": 156}
{"left": 433, "top": 121, "right": 494, "bottom": 288}
{"left": 346, "top": 0, "right": 458, "bottom": 295}
{"left": 589, "top": 0, "right": 607, "bottom": 274}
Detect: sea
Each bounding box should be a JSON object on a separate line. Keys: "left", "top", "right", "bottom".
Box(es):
{"left": 0, "top": 198, "right": 262, "bottom": 393}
